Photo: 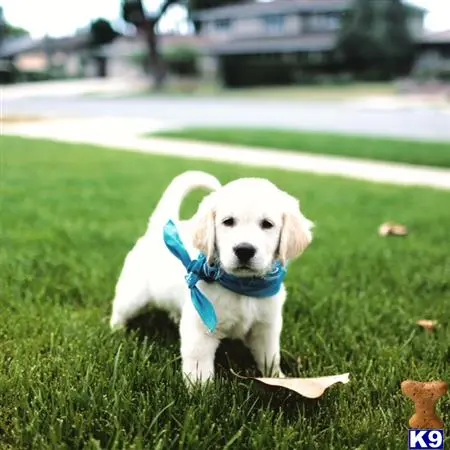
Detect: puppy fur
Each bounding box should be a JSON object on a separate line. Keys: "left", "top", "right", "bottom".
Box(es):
{"left": 110, "top": 171, "right": 313, "bottom": 385}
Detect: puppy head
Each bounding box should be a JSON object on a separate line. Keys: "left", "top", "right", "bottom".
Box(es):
{"left": 193, "top": 178, "right": 313, "bottom": 277}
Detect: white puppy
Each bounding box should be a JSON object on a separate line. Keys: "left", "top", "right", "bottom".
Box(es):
{"left": 110, "top": 171, "right": 313, "bottom": 385}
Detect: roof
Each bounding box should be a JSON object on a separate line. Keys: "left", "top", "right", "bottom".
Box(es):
{"left": 418, "top": 30, "right": 450, "bottom": 45}
{"left": 47, "top": 34, "right": 90, "bottom": 52}
{"left": 0, "top": 34, "right": 89, "bottom": 58}
{"left": 194, "top": 0, "right": 427, "bottom": 21}
{"left": 194, "top": 0, "right": 351, "bottom": 21}
{"left": 204, "top": 33, "right": 337, "bottom": 55}
{"left": 0, "top": 36, "right": 39, "bottom": 58}
{"left": 92, "top": 34, "right": 208, "bottom": 58}
{"left": 159, "top": 34, "right": 209, "bottom": 49}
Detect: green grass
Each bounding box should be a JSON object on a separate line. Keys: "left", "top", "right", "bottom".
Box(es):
{"left": 1, "top": 136, "right": 449, "bottom": 450}
{"left": 105, "top": 82, "right": 395, "bottom": 101}
{"left": 131, "top": 82, "right": 396, "bottom": 101}
{"left": 153, "top": 128, "right": 450, "bottom": 169}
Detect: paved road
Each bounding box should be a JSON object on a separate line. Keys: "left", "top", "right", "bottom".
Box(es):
{"left": 5, "top": 95, "right": 450, "bottom": 141}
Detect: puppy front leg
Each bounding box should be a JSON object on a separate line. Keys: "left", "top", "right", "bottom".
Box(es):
{"left": 246, "top": 319, "right": 285, "bottom": 378}
{"left": 180, "top": 309, "right": 219, "bottom": 386}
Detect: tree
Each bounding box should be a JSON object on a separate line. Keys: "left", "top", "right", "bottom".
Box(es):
{"left": 89, "top": 19, "right": 120, "bottom": 77}
{"left": 381, "top": 0, "right": 415, "bottom": 77}
{"left": 122, "top": 0, "right": 178, "bottom": 89}
{"left": 337, "top": 0, "right": 414, "bottom": 79}
{"left": 90, "top": 19, "right": 119, "bottom": 46}
{"left": 337, "top": 0, "right": 383, "bottom": 77}
{"left": 0, "top": 6, "right": 30, "bottom": 46}
{"left": 121, "top": 0, "right": 244, "bottom": 89}
{"left": 4, "top": 24, "right": 29, "bottom": 37}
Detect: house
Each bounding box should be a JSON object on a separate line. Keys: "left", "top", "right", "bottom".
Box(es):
{"left": 417, "top": 30, "right": 450, "bottom": 61}
{"left": 0, "top": 34, "right": 92, "bottom": 82}
{"left": 0, "top": 29, "right": 210, "bottom": 83}
{"left": 193, "top": 0, "right": 427, "bottom": 86}
{"left": 93, "top": 33, "right": 209, "bottom": 79}
{"left": 414, "top": 30, "right": 450, "bottom": 82}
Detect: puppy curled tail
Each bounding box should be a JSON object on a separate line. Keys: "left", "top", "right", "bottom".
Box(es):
{"left": 147, "top": 171, "right": 221, "bottom": 231}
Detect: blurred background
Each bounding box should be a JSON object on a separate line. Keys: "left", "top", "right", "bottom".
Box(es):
{"left": 0, "top": 0, "right": 449, "bottom": 92}
{"left": 1, "top": 0, "right": 450, "bottom": 142}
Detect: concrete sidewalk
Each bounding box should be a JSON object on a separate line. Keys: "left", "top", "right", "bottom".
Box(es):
{"left": 2, "top": 117, "right": 450, "bottom": 190}
{"left": 1, "top": 77, "right": 148, "bottom": 101}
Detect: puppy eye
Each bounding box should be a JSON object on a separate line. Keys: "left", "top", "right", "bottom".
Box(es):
{"left": 260, "top": 219, "right": 274, "bottom": 230}
{"left": 222, "top": 217, "right": 236, "bottom": 227}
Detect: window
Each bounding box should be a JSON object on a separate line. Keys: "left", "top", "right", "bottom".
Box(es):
{"left": 307, "top": 14, "right": 341, "bottom": 32}
{"left": 326, "top": 16, "right": 341, "bottom": 30}
{"left": 214, "top": 18, "right": 231, "bottom": 31}
{"left": 263, "top": 14, "right": 285, "bottom": 33}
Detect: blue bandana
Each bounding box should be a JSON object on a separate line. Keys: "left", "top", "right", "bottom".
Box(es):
{"left": 163, "top": 219, "right": 287, "bottom": 333}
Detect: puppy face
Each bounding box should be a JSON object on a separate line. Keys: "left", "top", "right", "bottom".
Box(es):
{"left": 193, "top": 178, "right": 313, "bottom": 277}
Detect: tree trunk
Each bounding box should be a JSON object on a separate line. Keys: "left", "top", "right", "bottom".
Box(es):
{"left": 96, "top": 56, "right": 108, "bottom": 78}
{"left": 144, "top": 19, "right": 166, "bottom": 90}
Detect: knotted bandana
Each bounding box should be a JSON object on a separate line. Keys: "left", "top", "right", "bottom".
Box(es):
{"left": 163, "top": 220, "right": 287, "bottom": 332}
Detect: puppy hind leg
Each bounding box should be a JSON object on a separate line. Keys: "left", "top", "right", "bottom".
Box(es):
{"left": 109, "top": 244, "right": 151, "bottom": 330}
{"left": 110, "top": 286, "right": 150, "bottom": 330}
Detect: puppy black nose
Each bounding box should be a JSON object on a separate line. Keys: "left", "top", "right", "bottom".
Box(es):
{"left": 233, "top": 243, "right": 256, "bottom": 263}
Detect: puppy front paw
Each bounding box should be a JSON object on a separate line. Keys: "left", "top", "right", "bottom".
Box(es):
{"left": 183, "top": 371, "right": 214, "bottom": 390}
{"left": 182, "top": 359, "right": 214, "bottom": 388}
{"left": 261, "top": 367, "right": 285, "bottom": 378}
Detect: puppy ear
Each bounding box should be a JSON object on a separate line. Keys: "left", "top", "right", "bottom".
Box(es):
{"left": 278, "top": 195, "right": 314, "bottom": 265}
{"left": 192, "top": 192, "right": 216, "bottom": 264}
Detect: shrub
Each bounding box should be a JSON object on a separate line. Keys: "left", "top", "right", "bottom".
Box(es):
{"left": 162, "top": 46, "right": 199, "bottom": 77}
{"left": 128, "top": 46, "right": 200, "bottom": 77}
{"left": 16, "top": 70, "right": 54, "bottom": 83}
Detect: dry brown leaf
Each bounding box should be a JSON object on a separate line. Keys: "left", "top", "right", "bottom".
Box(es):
{"left": 378, "top": 222, "right": 408, "bottom": 237}
{"left": 2, "top": 115, "right": 47, "bottom": 123}
{"left": 416, "top": 319, "right": 438, "bottom": 332}
{"left": 231, "top": 370, "right": 350, "bottom": 399}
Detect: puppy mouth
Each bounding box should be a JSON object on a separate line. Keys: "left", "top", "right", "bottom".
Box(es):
{"left": 214, "top": 253, "right": 268, "bottom": 277}
{"left": 227, "top": 263, "right": 266, "bottom": 278}
{"left": 236, "top": 264, "right": 255, "bottom": 272}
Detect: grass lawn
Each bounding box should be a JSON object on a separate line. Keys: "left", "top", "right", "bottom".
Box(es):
{"left": 103, "top": 82, "right": 395, "bottom": 101}
{"left": 154, "top": 128, "right": 450, "bottom": 169}
{"left": 1, "top": 136, "right": 449, "bottom": 449}
{"left": 133, "top": 82, "right": 396, "bottom": 101}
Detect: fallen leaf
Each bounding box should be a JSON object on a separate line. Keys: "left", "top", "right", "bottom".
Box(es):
{"left": 416, "top": 319, "right": 438, "bottom": 332}
{"left": 231, "top": 370, "right": 350, "bottom": 399}
{"left": 378, "top": 222, "right": 408, "bottom": 237}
